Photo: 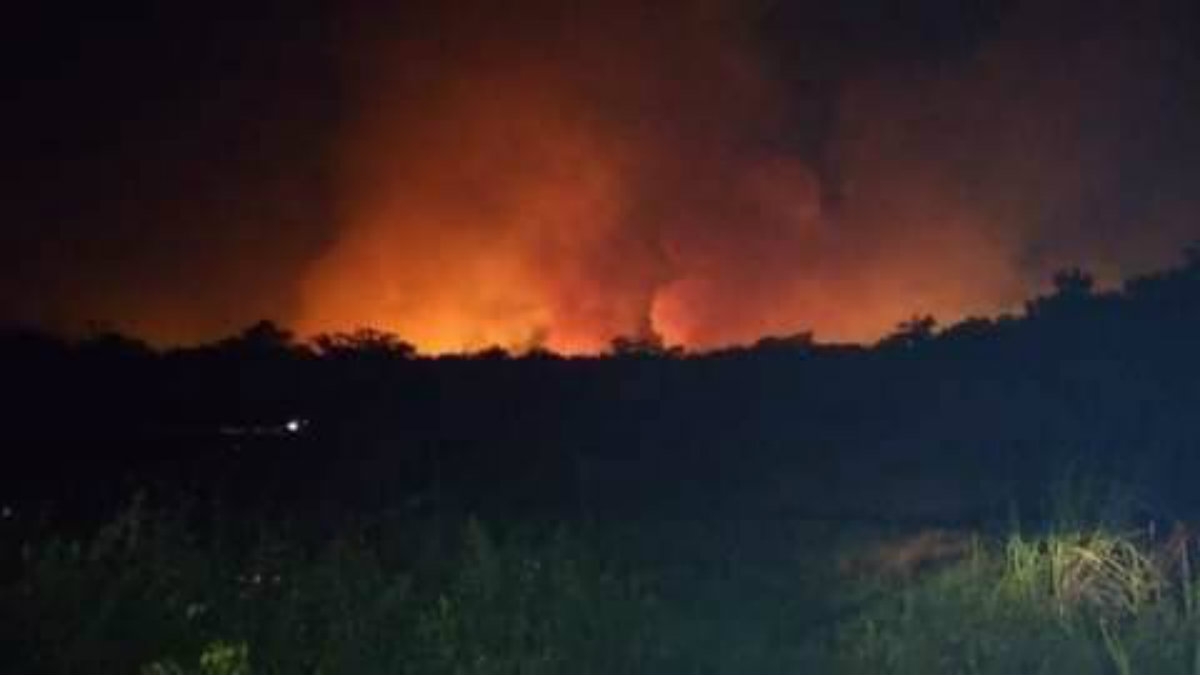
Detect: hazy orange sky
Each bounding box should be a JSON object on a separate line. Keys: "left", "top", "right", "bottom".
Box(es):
{"left": 6, "top": 0, "right": 1200, "bottom": 352}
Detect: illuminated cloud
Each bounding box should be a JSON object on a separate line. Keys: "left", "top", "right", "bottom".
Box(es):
{"left": 8, "top": 1, "right": 1196, "bottom": 350}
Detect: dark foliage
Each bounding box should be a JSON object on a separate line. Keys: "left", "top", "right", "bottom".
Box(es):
{"left": 5, "top": 249, "right": 1200, "bottom": 527}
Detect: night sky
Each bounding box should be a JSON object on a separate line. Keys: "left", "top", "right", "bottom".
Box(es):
{"left": 6, "top": 0, "right": 1200, "bottom": 352}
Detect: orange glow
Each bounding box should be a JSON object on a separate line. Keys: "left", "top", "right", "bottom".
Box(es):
{"left": 293, "top": 1, "right": 1030, "bottom": 355}
{"left": 296, "top": 70, "right": 641, "bottom": 354}
{"left": 287, "top": 0, "right": 1169, "bottom": 355}
{"left": 10, "top": 1, "right": 1191, "bottom": 351}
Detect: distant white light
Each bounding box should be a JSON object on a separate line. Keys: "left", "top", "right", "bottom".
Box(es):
{"left": 1, "top": 506, "right": 11, "bottom": 519}
{"left": 285, "top": 418, "right": 306, "bottom": 434}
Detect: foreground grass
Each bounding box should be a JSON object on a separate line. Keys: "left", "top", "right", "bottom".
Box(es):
{"left": 2, "top": 499, "right": 666, "bottom": 674}
{"left": 3, "top": 491, "right": 1200, "bottom": 674}
{"left": 835, "top": 525, "right": 1200, "bottom": 675}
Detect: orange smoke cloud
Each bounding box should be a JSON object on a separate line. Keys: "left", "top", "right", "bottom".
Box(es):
{"left": 297, "top": 64, "right": 644, "bottom": 353}
{"left": 294, "top": 0, "right": 1196, "bottom": 354}
{"left": 299, "top": 0, "right": 765, "bottom": 353}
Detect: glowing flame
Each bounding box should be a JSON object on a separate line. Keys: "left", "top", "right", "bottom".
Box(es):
{"left": 289, "top": 0, "right": 1179, "bottom": 355}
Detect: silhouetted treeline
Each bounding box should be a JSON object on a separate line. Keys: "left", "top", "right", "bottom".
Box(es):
{"left": 7, "top": 249, "right": 1200, "bottom": 524}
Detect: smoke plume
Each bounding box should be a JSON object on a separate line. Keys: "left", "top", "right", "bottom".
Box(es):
{"left": 295, "top": 0, "right": 1198, "bottom": 353}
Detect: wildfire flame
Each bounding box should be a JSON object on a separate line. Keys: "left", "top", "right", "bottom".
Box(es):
{"left": 290, "top": 1, "right": 1191, "bottom": 354}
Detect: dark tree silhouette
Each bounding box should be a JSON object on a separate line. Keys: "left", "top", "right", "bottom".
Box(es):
{"left": 218, "top": 320, "right": 302, "bottom": 356}
{"left": 312, "top": 328, "right": 415, "bottom": 360}
{"left": 753, "top": 331, "right": 815, "bottom": 353}
{"left": 12, "top": 245, "right": 1200, "bottom": 525}
{"left": 610, "top": 331, "right": 670, "bottom": 357}
{"left": 879, "top": 314, "right": 937, "bottom": 349}
{"left": 1025, "top": 267, "right": 1098, "bottom": 319}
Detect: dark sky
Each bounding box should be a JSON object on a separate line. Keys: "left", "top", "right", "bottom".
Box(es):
{"left": 5, "top": 1, "right": 1200, "bottom": 350}
{"left": 4, "top": 2, "right": 336, "bottom": 342}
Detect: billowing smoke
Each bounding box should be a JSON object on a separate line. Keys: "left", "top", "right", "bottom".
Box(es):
{"left": 18, "top": 2, "right": 1187, "bottom": 350}
{"left": 299, "top": 0, "right": 802, "bottom": 352}
{"left": 296, "top": 0, "right": 1198, "bottom": 353}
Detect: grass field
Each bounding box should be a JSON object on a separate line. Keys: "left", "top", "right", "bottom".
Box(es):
{"left": 4, "top": 469, "right": 1200, "bottom": 675}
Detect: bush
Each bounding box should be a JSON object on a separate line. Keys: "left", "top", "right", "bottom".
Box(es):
{"left": 1, "top": 501, "right": 662, "bottom": 675}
